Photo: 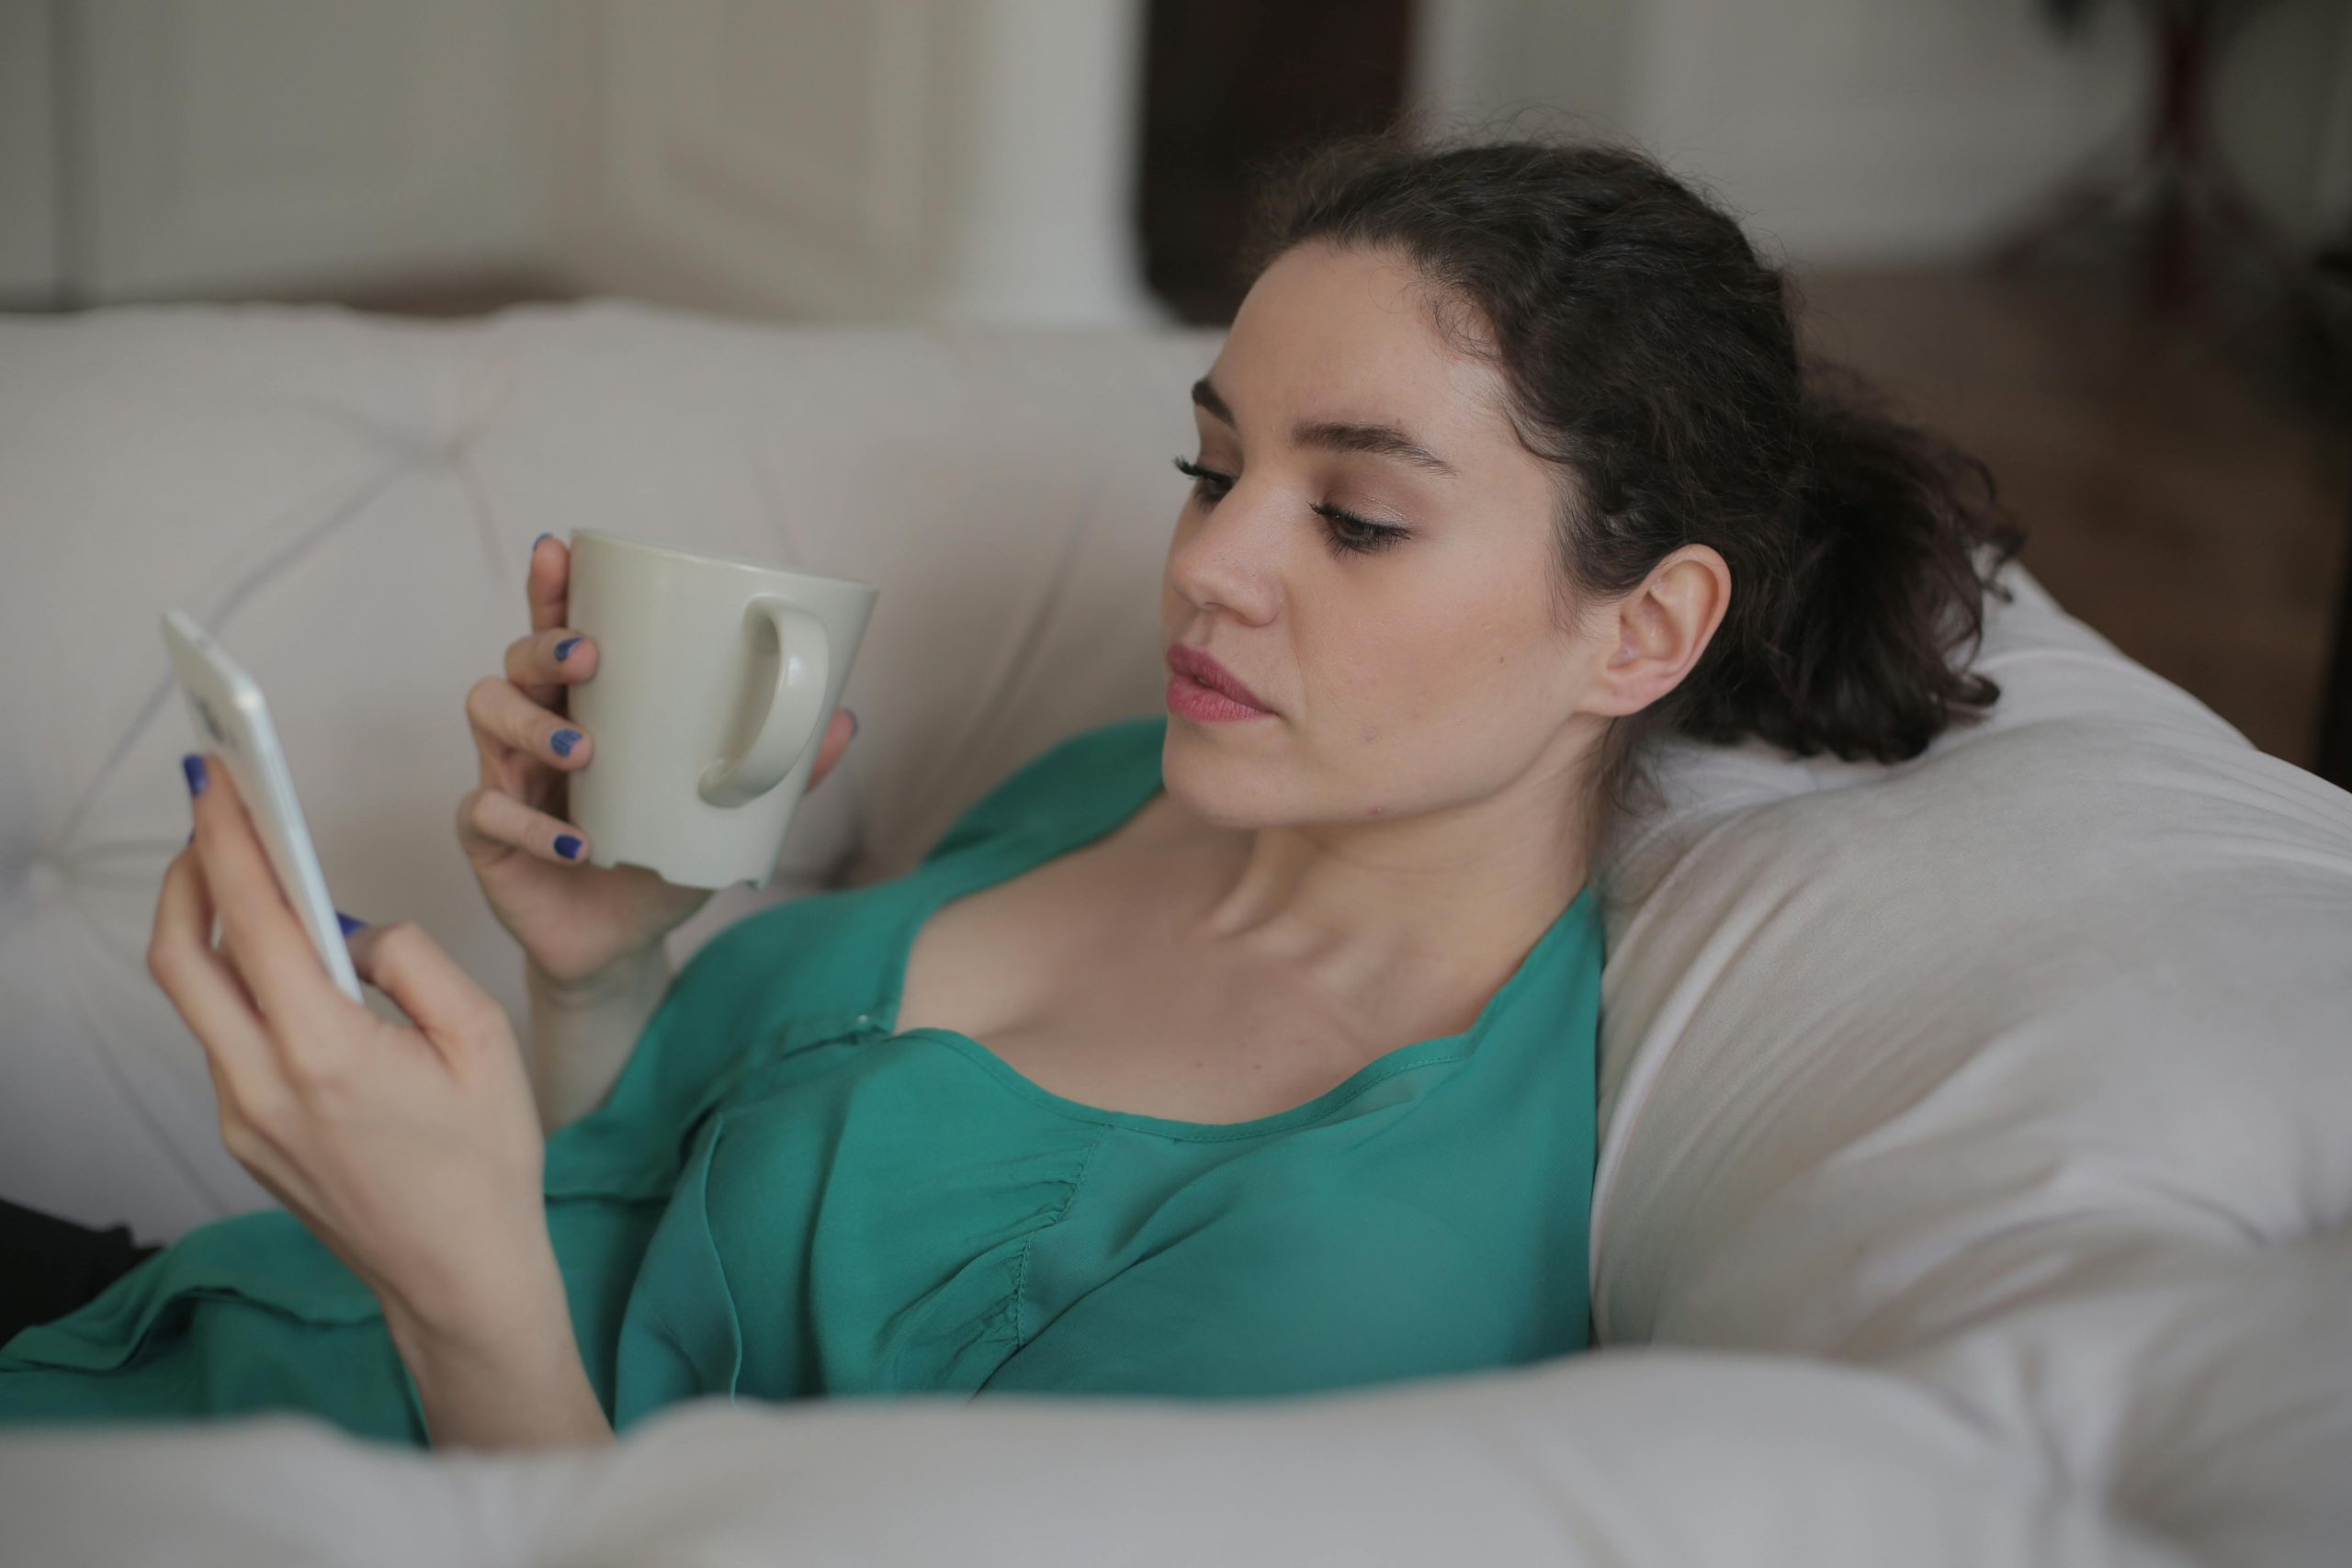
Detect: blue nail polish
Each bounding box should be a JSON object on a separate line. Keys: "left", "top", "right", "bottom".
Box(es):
{"left": 555, "top": 834, "right": 582, "bottom": 861}
{"left": 337, "top": 911, "right": 367, "bottom": 937}
{"left": 181, "top": 754, "right": 208, "bottom": 796}
{"left": 555, "top": 637, "right": 581, "bottom": 661}
{"left": 186, "top": 829, "right": 196, "bottom": 845}
{"left": 532, "top": 531, "right": 553, "bottom": 554}
{"left": 846, "top": 708, "right": 860, "bottom": 739}
{"left": 551, "top": 728, "right": 581, "bottom": 757}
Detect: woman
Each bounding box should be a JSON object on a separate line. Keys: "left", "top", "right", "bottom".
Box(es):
{"left": 0, "top": 127, "right": 2024, "bottom": 1450}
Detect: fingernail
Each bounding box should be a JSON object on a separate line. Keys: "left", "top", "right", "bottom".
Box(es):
{"left": 532, "top": 532, "right": 553, "bottom": 558}
{"left": 181, "top": 753, "right": 208, "bottom": 796}
{"left": 846, "top": 708, "right": 861, "bottom": 739}
{"left": 551, "top": 728, "right": 582, "bottom": 757}
{"left": 336, "top": 910, "right": 367, "bottom": 937}
{"left": 555, "top": 834, "right": 583, "bottom": 861}
{"left": 555, "top": 637, "right": 581, "bottom": 661}
{"left": 186, "top": 829, "right": 196, "bottom": 845}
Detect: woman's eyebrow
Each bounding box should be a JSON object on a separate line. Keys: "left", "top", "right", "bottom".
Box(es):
{"left": 1191, "top": 377, "right": 1459, "bottom": 479}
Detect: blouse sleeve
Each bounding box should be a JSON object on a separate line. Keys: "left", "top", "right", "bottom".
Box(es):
{"left": 918, "top": 717, "right": 1151, "bottom": 867}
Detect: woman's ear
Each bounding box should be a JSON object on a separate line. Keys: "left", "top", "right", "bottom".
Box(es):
{"left": 1587, "top": 547, "right": 1729, "bottom": 716}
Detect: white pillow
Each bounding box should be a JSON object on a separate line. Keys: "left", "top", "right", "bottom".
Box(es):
{"left": 1591, "top": 558, "right": 2352, "bottom": 1352}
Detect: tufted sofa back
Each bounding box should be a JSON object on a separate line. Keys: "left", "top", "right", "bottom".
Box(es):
{"left": 0, "top": 301, "right": 1221, "bottom": 1232}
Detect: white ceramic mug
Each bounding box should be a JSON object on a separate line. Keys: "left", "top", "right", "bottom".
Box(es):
{"left": 561, "top": 528, "right": 877, "bottom": 890}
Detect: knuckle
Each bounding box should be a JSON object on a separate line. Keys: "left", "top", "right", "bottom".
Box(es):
{"left": 219, "top": 1113, "right": 261, "bottom": 1165}
{"left": 278, "top": 1052, "right": 323, "bottom": 1097}
{"left": 374, "top": 919, "right": 432, "bottom": 966}
{"left": 376, "top": 919, "right": 425, "bottom": 953}
{"left": 458, "top": 992, "right": 509, "bottom": 1037}
{"left": 232, "top": 1083, "right": 292, "bottom": 1144}
{"left": 147, "top": 936, "right": 191, "bottom": 988}
{"left": 289, "top": 1052, "right": 353, "bottom": 1110}
{"left": 514, "top": 631, "right": 559, "bottom": 681}
{"left": 465, "top": 677, "right": 504, "bottom": 732}
{"left": 461, "top": 789, "right": 518, "bottom": 852}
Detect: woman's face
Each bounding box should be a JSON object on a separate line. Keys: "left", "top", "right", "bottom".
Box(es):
{"left": 1159, "top": 240, "right": 1615, "bottom": 828}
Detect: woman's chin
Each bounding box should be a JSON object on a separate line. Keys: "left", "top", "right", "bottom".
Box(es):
{"left": 1157, "top": 750, "right": 1270, "bottom": 833}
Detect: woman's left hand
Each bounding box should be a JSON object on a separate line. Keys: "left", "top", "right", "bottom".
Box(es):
{"left": 150, "top": 751, "right": 560, "bottom": 1351}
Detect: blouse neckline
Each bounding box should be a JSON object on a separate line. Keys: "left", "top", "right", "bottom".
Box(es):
{"left": 876, "top": 715, "right": 1597, "bottom": 1142}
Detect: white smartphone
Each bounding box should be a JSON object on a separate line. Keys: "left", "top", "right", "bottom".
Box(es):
{"left": 160, "top": 609, "right": 365, "bottom": 1004}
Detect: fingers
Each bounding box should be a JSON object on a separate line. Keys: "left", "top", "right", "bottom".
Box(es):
{"left": 153, "top": 847, "right": 311, "bottom": 1209}
{"left": 185, "top": 753, "right": 351, "bottom": 1061}
{"left": 343, "top": 920, "right": 508, "bottom": 1072}
{"left": 526, "top": 534, "right": 570, "bottom": 638}
{"left": 149, "top": 839, "right": 280, "bottom": 1115}
{"left": 461, "top": 705, "right": 847, "bottom": 868}
{"left": 469, "top": 673, "right": 592, "bottom": 777}
{"left": 504, "top": 624, "right": 597, "bottom": 716}
{"left": 808, "top": 706, "right": 857, "bottom": 789}
{"left": 457, "top": 784, "right": 589, "bottom": 867}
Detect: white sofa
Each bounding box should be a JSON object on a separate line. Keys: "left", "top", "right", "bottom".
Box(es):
{"left": 2, "top": 300, "right": 2347, "bottom": 1567}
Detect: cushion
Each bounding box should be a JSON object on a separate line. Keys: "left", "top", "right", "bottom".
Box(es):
{"left": 2, "top": 300, "right": 2346, "bottom": 1564}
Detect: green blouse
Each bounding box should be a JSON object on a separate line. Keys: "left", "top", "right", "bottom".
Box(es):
{"left": 0, "top": 713, "right": 1603, "bottom": 1446}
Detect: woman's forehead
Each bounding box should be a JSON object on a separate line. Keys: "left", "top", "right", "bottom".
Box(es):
{"left": 1212, "top": 248, "right": 1513, "bottom": 456}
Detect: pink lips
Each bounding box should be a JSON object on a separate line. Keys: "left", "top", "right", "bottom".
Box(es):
{"left": 1157, "top": 644, "right": 1270, "bottom": 724}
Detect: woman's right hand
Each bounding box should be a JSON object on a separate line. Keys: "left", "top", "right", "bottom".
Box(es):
{"left": 459, "top": 535, "right": 858, "bottom": 993}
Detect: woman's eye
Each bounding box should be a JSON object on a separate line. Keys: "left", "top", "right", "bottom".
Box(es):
{"left": 1170, "top": 456, "right": 1411, "bottom": 559}
{"left": 1172, "top": 455, "right": 1232, "bottom": 502}
{"left": 1316, "top": 507, "right": 1410, "bottom": 557}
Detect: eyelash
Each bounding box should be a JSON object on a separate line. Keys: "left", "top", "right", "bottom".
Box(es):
{"left": 1171, "top": 456, "right": 1411, "bottom": 558}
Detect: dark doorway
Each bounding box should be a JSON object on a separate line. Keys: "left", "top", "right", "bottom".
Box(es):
{"left": 1137, "top": 0, "right": 1419, "bottom": 325}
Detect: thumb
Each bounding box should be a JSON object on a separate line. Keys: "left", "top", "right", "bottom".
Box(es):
{"left": 343, "top": 917, "right": 507, "bottom": 1065}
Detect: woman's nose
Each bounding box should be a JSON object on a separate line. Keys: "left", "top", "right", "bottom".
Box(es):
{"left": 1169, "top": 492, "right": 1281, "bottom": 608}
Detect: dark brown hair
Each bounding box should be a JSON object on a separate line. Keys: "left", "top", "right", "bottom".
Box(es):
{"left": 1231, "top": 119, "right": 2028, "bottom": 835}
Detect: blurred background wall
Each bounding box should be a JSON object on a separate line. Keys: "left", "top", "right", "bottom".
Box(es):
{"left": 1421, "top": 0, "right": 2346, "bottom": 262}
{"left": 0, "top": 0, "right": 1161, "bottom": 323}
{"left": 3, "top": 0, "right": 2349, "bottom": 778}
{"left": 5, "top": 1, "right": 2345, "bottom": 317}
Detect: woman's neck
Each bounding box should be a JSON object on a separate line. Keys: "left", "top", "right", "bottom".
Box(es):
{"left": 1146, "top": 783, "right": 1596, "bottom": 1022}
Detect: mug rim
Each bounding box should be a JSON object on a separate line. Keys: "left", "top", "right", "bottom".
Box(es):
{"left": 571, "top": 527, "right": 878, "bottom": 593}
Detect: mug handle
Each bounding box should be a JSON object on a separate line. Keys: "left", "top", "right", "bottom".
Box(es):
{"left": 697, "top": 594, "right": 831, "bottom": 808}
